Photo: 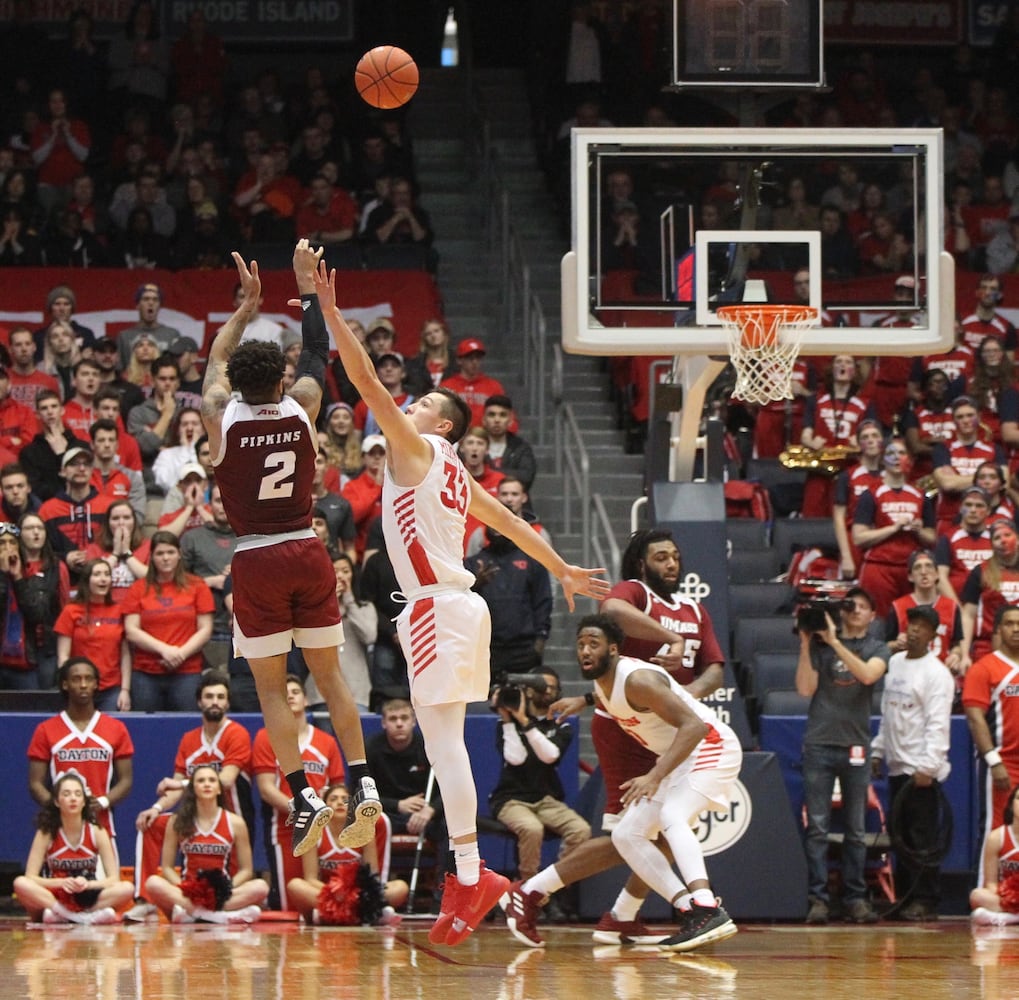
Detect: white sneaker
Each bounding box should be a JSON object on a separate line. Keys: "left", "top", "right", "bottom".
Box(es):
{"left": 287, "top": 787, "right": 334, "bottom": 857}
{"left": 51, "top": 900, "right": 88, "bottom": 924}
{"left": 88, "top": 907, "right": 119, "bottom": 926}
{"left": 972, "top": 906, "right": 1019, "bottom": 926}
{"left": 338, "top": 776, "right": 382, "bottom": 849}
{"left": 227, "top": 905, "right": 262, "bottom": 924}
{"left": 42, "top": 907, "right": 66, "bottom": 925}
{"left": 172, "top": 905, "right": 196, "bottom": 924}
{"left": 124, "top": 901, "right": 158, "bottom": 923}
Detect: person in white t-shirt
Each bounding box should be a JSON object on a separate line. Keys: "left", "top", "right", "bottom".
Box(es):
{"left": 871, "top": 604, "right": 953, "bottom": 921}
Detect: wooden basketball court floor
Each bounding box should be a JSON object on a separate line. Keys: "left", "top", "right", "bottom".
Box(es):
{"left": 0, "top": 915, "right": 1011, "bottom": 1000}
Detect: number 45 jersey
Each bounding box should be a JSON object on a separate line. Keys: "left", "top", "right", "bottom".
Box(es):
{"left": 383, "top": 433, "right": 475, "bottom": 599}
{"left": 214, "top": 396, "right": 317, "bottom": 538}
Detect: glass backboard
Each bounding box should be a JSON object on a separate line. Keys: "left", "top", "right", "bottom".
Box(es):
{"left": 562, "top": 127, "right": 954, "bottom": 357}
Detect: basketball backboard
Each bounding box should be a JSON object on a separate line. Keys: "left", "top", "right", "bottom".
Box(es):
{"left": 672, "top": 0, "right": 824, "bottom": 89}
{"left": 562, "top": 127, "right": 954, "bottom": 357}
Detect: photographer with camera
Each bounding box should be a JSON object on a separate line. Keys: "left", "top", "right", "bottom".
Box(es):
{"left": 796, "top": 585, "right": 890, "bottom": 925}
{"left": 488, "top": 670, "right": 590, "bottom": 897}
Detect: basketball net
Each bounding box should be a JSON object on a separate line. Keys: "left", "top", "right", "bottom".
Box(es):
{"left": 717, "top": 304, "right": 818, "bottom": 406}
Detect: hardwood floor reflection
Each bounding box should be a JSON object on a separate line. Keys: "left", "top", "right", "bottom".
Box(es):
{"left": 0, "top": 918, "right": 1011, "bottom": 1000}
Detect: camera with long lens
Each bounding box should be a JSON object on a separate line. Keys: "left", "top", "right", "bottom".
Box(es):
{"left": 493, "top": 673, "right": 548, "bottom": 711}
{"left": 796, "top": 598, "right": 852, "bottom": 634}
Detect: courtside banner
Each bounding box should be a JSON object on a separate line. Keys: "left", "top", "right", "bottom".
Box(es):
{"left": 0, "top": 267, "right": 442, "bottom": 361}
{"left": 824, "top": 0, "right": 963, "bottom": 45}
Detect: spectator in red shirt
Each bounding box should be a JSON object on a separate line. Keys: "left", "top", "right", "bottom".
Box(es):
{"left": 54, "top": 558, "right": 130, "bottom": 712}
{"left": 0, "top": 360, "right": 40, "bottom": 457}
{"left": 440, "top": 338, "right": 507, "bottom": 426}
{"left": 460, "top": 426, "right": 505, "bottom": 553}
{"left": 7, "top": 325, "right": 61, "bottom": 411}
{"left": 171, "top": 9, "right": 229, "bottom": 108}
{"left": 122, "top": 530, "right": 214, "bottom": 712}
{"left": 341, "top": 434, "right": 386, "bottom": 559}
{"left": 62, "top": 358, "right": 103, "bottom": 439}
{"left": 82, "top": 498, "right": 151, "bottom": 604}
{"left": 30, "top": 88, "right": 91, "bottom": 196}
{"left": 295, "top": 173, "right": 358, "bottom": 247}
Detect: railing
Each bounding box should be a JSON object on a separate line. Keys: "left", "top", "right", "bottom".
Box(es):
{"left": 592, "top": 493, "right": 622, "bottom": 582}
{"left": 554, "top": 401, "right": 591, "bottom": 565}
{"left": 480, "top": 127, "right": 552, "bottom": 446}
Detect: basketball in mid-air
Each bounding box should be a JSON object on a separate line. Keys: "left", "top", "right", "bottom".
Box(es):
{"left": 355, "top": 45, "right": 419, "bottom": 109}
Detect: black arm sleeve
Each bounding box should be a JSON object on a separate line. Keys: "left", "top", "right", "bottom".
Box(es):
{"left": 295, "top": 293, "right": 329, "bottom": 387}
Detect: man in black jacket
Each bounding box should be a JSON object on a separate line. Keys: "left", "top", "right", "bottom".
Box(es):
{"left": 488, "top": 670, "right": 590, "bottom": 884}
{"left": 366, "top": 697, "right": 449, "bottom": 879}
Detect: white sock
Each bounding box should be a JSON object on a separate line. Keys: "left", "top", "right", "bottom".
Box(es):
{"left": 611, "top": 888, "right": 644, "bottom": 922}
{"left": 454, "top": 843, "right": 481, "bottom": 886}
{"left": 691, "top": 889, "right": 717, "bottom": 908}
{"left": 675, "top": 892, "right": 693, "bottom": 911}
{"left": 524, "top": 866, "right": 565, "bottom": 898}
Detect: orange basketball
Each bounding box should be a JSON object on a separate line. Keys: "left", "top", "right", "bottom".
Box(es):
{"left": 355, "top": 45, "right": 419, "bottom": 109}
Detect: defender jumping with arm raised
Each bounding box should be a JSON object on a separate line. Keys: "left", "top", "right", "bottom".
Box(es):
{"left": 312, "top": 260, "right": 610, "bottom": 946}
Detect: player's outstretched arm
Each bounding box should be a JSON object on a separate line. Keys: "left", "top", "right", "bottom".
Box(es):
{"left": 468, "top": 485, "right": 609, "bottom": 611}
{"left": 312, "top": 262, "right": 431, "bottom": 465}
{"left": 201, "top": 252, "right": 260, "bottom": 448}
{"left": 205, "top": 252, "right": 260, "bottom": 393}
{"left": 288, "top": 239, "right": 327, "bottom": 418}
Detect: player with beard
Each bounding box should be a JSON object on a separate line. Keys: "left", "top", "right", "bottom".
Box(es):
{"left": 501, "top": 614, "right": 740, "bottom": 951}
{"left": 500, "top": 530, "right": 726, "bottom": 947}
{"left": 124, "top": 671, "right": 253, "bottom": 922}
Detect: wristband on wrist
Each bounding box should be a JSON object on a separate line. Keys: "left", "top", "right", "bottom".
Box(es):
{"left": 97, "top": 795, "right": 110, "bottom": 810}
{"left": 985, "top": 749, "right": 1004, "bottom": 768}
{"left": 584, "top": 691, "right": 596, "bottom": 706}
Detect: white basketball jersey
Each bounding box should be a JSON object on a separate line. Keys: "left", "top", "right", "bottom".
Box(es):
{"left": 382, "top": 433, "right": 475, "bottom": 599}
{"left": 601, "top": 656, "right": 736, "bottom": 757}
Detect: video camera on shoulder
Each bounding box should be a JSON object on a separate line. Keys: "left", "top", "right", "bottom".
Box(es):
{"left": 796, "top": 598, "right": 853, "bottom": 634}
{"left": 493, "top": 673, "right": 548, "bottom": 711}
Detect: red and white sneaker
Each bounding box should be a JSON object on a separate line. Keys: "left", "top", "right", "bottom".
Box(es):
{"left": 499, "top": 881, "right": 545, "bottom": 948}
{"left": 592, "top": 910, "right": 666, "bottom": 945}
{"left": 428, "top": 864, "right": 509, "bottom": 946}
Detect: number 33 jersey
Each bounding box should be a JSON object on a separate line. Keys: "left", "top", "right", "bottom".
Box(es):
{"left": 383, "top": 433, "right": 475, "bottom": 598}
{"left": 214, "top": 395, "right": 317, "bottom": 538}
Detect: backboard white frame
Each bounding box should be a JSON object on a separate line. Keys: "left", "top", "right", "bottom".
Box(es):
{"left": 693, "top": 230, "right": 822, "bottom": 326}
{"left": 562, "top": 127, "right": 954, "bottom": 357}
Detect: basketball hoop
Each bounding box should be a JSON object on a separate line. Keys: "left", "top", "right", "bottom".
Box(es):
{"left": 717, "top": 304, "right": 818, "bottom": 406}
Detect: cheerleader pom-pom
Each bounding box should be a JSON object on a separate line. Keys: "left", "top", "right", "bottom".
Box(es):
{"left": 198, "top": 868, "right": 233, "bottom": 910}
{"left": 180, "top": 874, "right": 218, "bottom": 911}
{"left": 356, "top": 864, "right": 387, "bottom": 927}
{"left": 54, "top": 887, "right": 100, "bottom": 911}
{"left": 999, "top": 872, "right": 1019, "bottom": 913}
{"left": 316, "top": 861, "right": 361, "bottom": 925}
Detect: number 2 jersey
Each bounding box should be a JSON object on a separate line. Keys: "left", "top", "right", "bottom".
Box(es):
{"left": 382, "top": 433, "right": 475, "bottom": 600}
{"left": 214, "top": 395, "right": 316, "bottom": 540}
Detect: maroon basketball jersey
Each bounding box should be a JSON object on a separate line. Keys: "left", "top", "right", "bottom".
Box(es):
{"left": 214, "top": 395, "right": 317, "bottom": 537}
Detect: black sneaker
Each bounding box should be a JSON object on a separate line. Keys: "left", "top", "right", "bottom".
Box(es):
{"left": 287, "top": 787, "right": 333, "bottom": 857}
{"left": 338, "top": 776, "right": 382, "bottom": 848}
{"left": 659, "top": 902, "right": 737, "bottom": 952}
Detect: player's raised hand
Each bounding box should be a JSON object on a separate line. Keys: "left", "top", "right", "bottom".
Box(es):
{"left": 311, "top": 260, "right": 337, "bottom": 312}
{"left": 291, "top": 238, "right": 324, "bottom": 295}
{"left": 558, "top": 564, "right": 610, "bottom": 612}
{"left": 230, "top": 251, "right": 260, "bottom": 304}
